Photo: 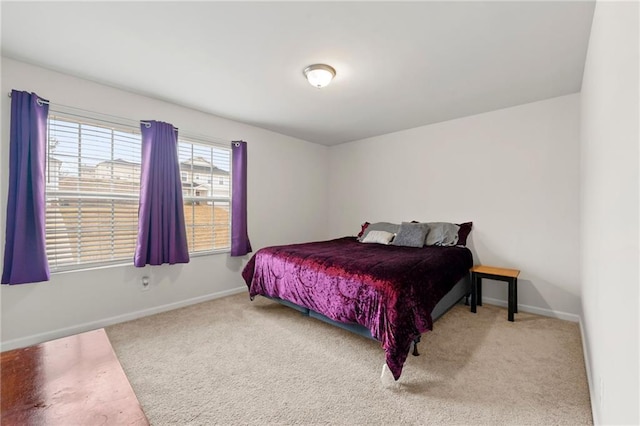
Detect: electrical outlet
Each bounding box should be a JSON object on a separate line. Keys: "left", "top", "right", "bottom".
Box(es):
{"left": 141, "top": 276, "right": 150, "bottom": 291}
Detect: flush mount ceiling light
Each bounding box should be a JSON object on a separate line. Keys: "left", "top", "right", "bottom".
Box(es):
{"left": 303, "top": 64, "right": 336, "bottom": 88}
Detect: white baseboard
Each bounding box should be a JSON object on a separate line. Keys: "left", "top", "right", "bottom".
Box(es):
{"left": 579, "top": 316, "right": 599, "bottom": 425}
{"left": 481, "top": 297, "right": 580, "bottom": 322}
{"left": 1, "top": 286, "right": 247, "bottom": 352}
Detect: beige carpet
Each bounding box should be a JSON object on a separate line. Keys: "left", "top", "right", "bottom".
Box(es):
{"left": 106, "top": 293, "right": 592, "bottom": 425}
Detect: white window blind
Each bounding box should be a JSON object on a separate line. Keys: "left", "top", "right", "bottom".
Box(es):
{"left": 46, "top": 113, "right": 141, "bottom": 271}
{"left": 178, "top": 137, "right": 231, "bottom": 253}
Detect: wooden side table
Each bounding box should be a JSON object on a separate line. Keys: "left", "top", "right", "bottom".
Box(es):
{"left": 470, "top": 265, "right": 520, "bottom": 322}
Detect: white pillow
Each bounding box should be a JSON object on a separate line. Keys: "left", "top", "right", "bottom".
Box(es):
{"left": 361, "top": 230, "right": 395, "bottom": 245}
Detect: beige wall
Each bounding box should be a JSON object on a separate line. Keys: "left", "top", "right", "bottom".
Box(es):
{"left": 329, "top": 94, "right": 581, "bottom": 318}
{"left": 580, "top": 1, "right": 639, "bottom": 424}
{"left": 1, "top": 58, "right": 329, "bottom": 349}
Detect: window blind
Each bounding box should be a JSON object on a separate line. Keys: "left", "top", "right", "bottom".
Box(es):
{"left": 46, "top": 114, "right": 142, "bottom": 271}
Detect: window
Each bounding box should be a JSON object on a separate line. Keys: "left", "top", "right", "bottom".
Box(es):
{"left": 45, "top": 111, "right": 231, "bottom": 272}
{"left": 178, "top": 138, "right": 231, "bottom": 254}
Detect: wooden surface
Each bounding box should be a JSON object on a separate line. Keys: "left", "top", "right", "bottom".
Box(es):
{"left": 470, "top": 265, "right": 520, "bottom": 278}
{"left": 1, "top": 328, "right": 148, "bottom": 426}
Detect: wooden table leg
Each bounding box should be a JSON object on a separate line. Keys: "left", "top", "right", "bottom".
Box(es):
{"left": 508, "top": 278, "right": 515, "bottom": 322}
{"left": 514, "top": 277, "right": 518, "bottom": 313}
{"left": 470, "top": 272, "right": 477, "bottom": 313}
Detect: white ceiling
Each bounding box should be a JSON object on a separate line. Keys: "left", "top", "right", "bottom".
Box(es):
{"left": 1, "top": 1, "right": 595, "bottom": 146}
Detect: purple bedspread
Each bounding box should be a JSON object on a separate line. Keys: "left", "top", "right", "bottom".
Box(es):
{"left": 241, "top": 237, "right": 472, "bottom": 380}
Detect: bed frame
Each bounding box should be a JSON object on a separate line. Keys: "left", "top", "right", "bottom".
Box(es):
{"left": 263, "top": 274, "right": 470, "bottom": 356}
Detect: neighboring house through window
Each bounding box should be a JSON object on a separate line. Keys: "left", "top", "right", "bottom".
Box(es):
{"left": 178, "top": 145, "right": 231, "bottom": 253}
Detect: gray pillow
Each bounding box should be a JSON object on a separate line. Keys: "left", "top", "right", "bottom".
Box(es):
{"left": 359, "top": 222, "right": 400, "bottom": 241}
{"left": 392, "top": 222, "right": 429, "bottom": 248}
{"left": 425, "top": 222, "right": 460, "bottom": 246}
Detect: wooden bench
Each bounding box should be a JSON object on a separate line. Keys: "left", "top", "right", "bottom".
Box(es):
{"left": 1, "top": 328, "right": 148, "bottom": 425}
{"left": 470, "top": 265, "right": 521, "bottom": 322}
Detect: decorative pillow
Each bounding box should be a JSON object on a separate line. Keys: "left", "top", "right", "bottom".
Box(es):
{"left": 356, "top": 222, "right": 370, "bottom": 239}
{"left": 456, "top": 222, "right": 473, "bottom": 246}
{"left": 411, "top": 220, "right": 473, "bottom": 246}
{"left": 425, "top": 222, "right": 460, "bottom": 246}
{"left": 361, "top": 230, "right": 395, "bottom": 245}
{"left": 358, "top": 222, "right": 400, "bottom": 241}
{"left": 392, "top": 222, "right": 429, "bottom": 248}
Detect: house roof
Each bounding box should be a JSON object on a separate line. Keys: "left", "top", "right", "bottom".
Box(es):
{"left": 97, "top": 158, "right": 140, "bottom": 167}
{"left": 180, "top": 157, "right": 229, "bottom": 176}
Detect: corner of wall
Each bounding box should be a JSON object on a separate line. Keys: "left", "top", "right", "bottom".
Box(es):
{"left": 578, "top": 308, "right": 599, "bottom": 424}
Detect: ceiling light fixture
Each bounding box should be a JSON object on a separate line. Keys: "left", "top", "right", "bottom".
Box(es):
{"left": 303, "top": 64, "right": 336, "bottom": 88}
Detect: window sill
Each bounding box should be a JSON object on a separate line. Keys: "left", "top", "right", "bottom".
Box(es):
{"left": 50, "top": 249, "right": 231, "bottom": 275}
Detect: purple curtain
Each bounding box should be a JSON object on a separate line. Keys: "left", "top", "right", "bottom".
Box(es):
{"left": 2, "top": 90, "right": 50, "bottom": 284}
{"left": 134, "top": 121, "right": 189, "bottom": 266}
{"left": 231, "top": 141, "right": 252, "bottom": 256}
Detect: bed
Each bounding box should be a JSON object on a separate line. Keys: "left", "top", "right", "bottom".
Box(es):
{"left": 242, "top": 221, "right": 473, "bottom": 380}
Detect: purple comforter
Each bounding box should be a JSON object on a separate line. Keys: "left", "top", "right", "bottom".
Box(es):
{"left": 242, "top": 237, "right": 472, "bottom": 380}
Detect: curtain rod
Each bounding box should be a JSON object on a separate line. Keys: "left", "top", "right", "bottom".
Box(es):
{"left": 7, "top": 91, "right": 49, "bottom": 106}
{"left": 139, "top": 120, "right": 179, "bottom": 131}
{"left": 6, "top": 91, "right": 235, "bottom": 146}
{"left": 7, "top": 91, "right": 180, "bottom": 131}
